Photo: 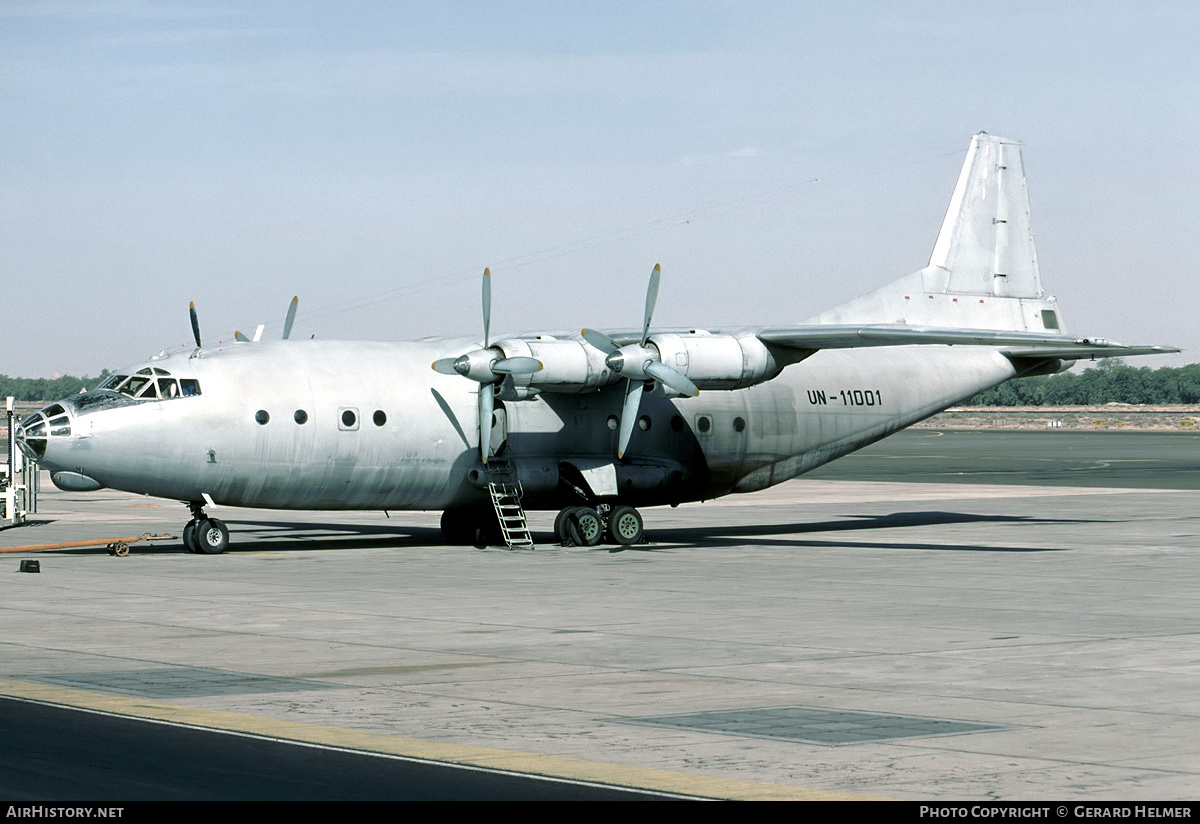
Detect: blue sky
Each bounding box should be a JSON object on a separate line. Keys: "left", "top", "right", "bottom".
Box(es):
{"left": 2, "top": 1, "right": 1197, "bottom": 377}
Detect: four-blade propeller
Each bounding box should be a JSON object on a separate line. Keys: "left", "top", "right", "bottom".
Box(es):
{"left": 193, "top": 297, "right": 301, "bottom": 349}
{"left": 582, "top": 263, "right": 698, "bottom": 459}
{"left": 430, "top": 268, "right": 542, "bottom": 464}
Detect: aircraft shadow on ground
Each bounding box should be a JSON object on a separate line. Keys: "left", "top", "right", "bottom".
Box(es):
{"left": 19, "top": 511, "right": 1110, "bottom": 555}
{"left": 615, "top": 510, "right": 1108, "bottom": 553}
{"left": 220, "top": 519, "right": 444, "bottom": 552}
{"left": 18, "top": 519, "right": 444, "bottom": 555}
{"left": 227, "top": 511, "right": 1101, "bottom": 554}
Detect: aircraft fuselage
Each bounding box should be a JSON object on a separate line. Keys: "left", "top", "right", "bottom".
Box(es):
{"left": 27, "top": 337, "right": 1018, "bottom": 512}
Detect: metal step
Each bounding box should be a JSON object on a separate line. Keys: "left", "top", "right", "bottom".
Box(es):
{"left": 485, "top": 458, "right": 533, "bottom": 548}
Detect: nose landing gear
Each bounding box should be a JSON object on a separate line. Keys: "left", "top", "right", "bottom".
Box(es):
{"left": 182, "top": 502, "right": 230, "bottom": 554}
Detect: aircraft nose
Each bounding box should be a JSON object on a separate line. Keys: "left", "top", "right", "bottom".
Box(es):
{"left": 14, "top": 402, "right": 72, "bottom": 463}
{"left": 14, "top": 416, "right": 46, "bottom": 461}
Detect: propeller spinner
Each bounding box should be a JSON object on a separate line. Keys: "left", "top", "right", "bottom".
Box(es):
{"left": 582, "top": 264, "right": 698, "bottom": 459}
{"left": 431, "top": 268, "right": 542, "bottom": 463}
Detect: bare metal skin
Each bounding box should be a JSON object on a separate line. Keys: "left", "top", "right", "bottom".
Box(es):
{"left": 16, "top": 134, "right": 1176, "bottom": 550}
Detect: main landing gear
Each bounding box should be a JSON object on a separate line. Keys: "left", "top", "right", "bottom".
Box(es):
{"left": 182, "top": 501, "right": 229, "bottom": 554}
{"left": 553, "top": 504, "right": 645, "bottom": 547}
{"left": 440, "top": 503, "right": 647, "bottom": 547}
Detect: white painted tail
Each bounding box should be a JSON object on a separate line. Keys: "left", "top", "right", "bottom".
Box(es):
{"left": 811, "top": 133, "right": 1064, "bottom": 334}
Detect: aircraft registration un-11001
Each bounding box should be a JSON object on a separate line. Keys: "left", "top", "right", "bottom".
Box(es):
{"left": 15, "top": 133, "right": 1179, "bottom": 552}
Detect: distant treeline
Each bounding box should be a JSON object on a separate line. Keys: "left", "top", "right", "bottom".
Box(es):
{"left": 966, "top": 360, "right": 1200, "bottom": 406}
{"left": 0, "top": 371, "right": 109, "bottom": 403}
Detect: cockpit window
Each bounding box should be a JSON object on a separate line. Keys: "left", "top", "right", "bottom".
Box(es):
{"left": 20, "top": 416, "right": 46, "bottom": 438}
{"left": 48, "top": 414, "right": 71, "bottom": 436}
{"left": 100, "top": 368, "right": 198, "bottom": 400}
{"left": 16, "top": 403, "right": 72, "bottom": 457}
{"left": 120, "top": 375, "right": 152, "bottom": 397}
{"left": 16, "top": 413, "right": 47, "bottom": 459}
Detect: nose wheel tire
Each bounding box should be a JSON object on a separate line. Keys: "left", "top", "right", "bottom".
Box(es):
{"left": 196, "top": 518, "right": 229, "bottom": 554}
{"left": 606, "top": 505, "right": 644, "bottom": 545}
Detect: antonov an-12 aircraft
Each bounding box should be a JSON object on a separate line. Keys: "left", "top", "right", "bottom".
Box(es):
{"left": 15, "top": 133, "right": 1177, "bottom": 552}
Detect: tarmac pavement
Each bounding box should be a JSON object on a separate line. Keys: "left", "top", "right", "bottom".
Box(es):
{"left": 1, "top": 431, "right": 1198, "bottom": 800}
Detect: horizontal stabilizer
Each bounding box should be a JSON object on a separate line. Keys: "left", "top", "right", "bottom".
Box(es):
{"left": 758, "top": 325, "right": 1178, "bottom": 360}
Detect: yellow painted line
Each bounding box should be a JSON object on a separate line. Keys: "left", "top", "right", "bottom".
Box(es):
{"left": 0, "top": 677, "right": 879, "bottom": 800}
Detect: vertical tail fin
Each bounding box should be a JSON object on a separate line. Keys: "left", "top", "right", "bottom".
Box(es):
{"left": 927, "top": 133, "right": 1041, "bottom": 299}
{"left": 811, "top": 132, "right": 1064, "bottom": 333}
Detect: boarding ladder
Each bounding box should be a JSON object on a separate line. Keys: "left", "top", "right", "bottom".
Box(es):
{"left": 485, "top": 457, "right": 533, "bottom": 548}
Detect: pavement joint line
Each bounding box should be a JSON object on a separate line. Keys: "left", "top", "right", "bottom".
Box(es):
{"left": 0, "top": 677, "right": 880, "bottom": 801}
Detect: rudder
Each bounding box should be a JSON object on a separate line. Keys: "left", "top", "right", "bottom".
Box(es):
{"left": 810, "top": 132, "right": 1064, "bottom": 334}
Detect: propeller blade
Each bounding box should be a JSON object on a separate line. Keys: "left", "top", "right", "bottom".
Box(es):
{"left": 617, "top": 379, "right": 644, "bottom": 459}
{"left": 641, "top": 263, "right": 660, "bottom": 346}
{"left": 482, "top": 268, "right": 492, "bottom": 348}
{"left": 478, "top": 384, "right": 494, "bottom": 464}
{"left": 646, "top": 360, "right": 699, "bottom": 397}
{"left": 283, "top": 296, "right": 298, "bottom": 340}
{"left": 432, "top": 358, "right": 461, "bottom": 375}
{"left": 492, "top": 356, "right": 542, "bottom": 375}
{"left": 189, "top": 302, "right": 202, "bottom": 348}
{"left": 234, "top": 331, "right": 250, "bottom": 342}
{"left": 581, "top": 327, "right": 619, "bottom": 355}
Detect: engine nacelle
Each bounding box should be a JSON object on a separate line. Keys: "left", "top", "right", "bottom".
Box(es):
{"left": 493, "top": 336, "right": 615, "bottom": 394}
{"left": 648, "top": 331, "right": 784, "bottom": 390}
{"left": 492, "top": 330, "right": 790, "bottom": 396}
